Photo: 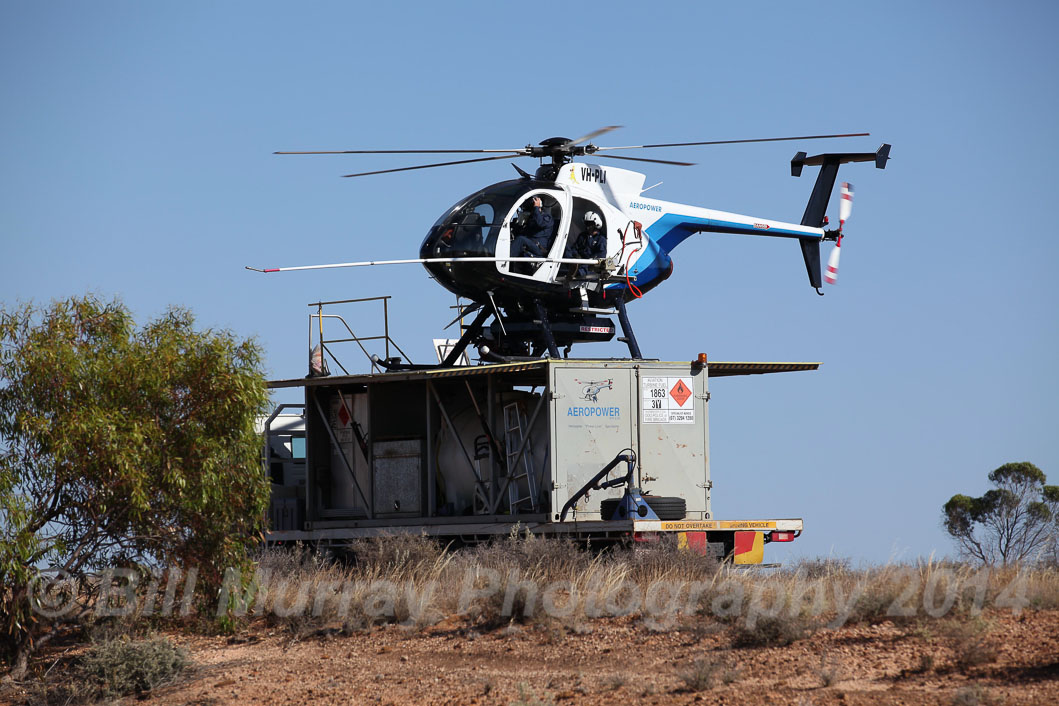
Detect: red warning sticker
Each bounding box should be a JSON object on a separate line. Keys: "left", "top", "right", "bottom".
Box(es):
{"left": 330, "top": 394, "right": 355, "bottom": 444}
{"left": 670, "top": 379, "right": 692, "bottom": 407}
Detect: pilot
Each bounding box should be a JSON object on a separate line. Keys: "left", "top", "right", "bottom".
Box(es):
{"left": 510, "top": 196, "right": 554, "bottom": 261}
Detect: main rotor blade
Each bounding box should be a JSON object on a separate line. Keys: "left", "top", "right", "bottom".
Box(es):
{"left": 595, "top": 132, "right": 870, "bottom": 152}
{"left": 570, "top": 125, "right": 623, "bottom": 145}
{"left": 594, "top": 154, "right": 695, "bottom": 167}
{"left": 275, "top": 148, "right": 528, "bottom": 155}
{"left": 341, "top": 154, "right": 522, "bottom": 178}
{"left": 246, "top": 255, "right": 604, "bottom": 273}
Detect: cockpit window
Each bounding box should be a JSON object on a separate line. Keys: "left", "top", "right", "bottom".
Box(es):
{"left": 421, "top": 180, "right": 556, "bottom": 259}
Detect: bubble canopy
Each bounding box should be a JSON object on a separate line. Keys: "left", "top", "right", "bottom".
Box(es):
{"left": 420, "top": 179, "right": 560, "bottom": 260}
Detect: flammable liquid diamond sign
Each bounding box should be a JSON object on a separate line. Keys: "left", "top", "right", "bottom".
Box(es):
{"left": 669, "top": 379, "right": 692, "bottom": 407}
{"left": 329, "top": 394, "right": 354, "bottom": 443}
{"left": 641, "top": 376, "right": 695, "bottom": 424}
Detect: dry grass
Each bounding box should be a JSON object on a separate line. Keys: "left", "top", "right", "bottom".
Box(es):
{"left": 11, "top": 539, "right": 1059, "bottom": 706}
{"left": 235, "top": 538, "right": 1059, "bottom": 641}
{"left": 12, "top": 535, "right": 1059, "bottom": 687}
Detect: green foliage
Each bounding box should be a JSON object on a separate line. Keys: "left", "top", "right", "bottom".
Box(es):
{"left": 80, "top": 636, "right": 188, "bottom": 699}
{"left": 942, "top": 462, "right": 1059, "bottom": 565}
{"left": 0, "top": 295, "right": 270, "bottom": 677}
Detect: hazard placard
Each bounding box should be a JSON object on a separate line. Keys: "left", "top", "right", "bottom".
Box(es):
{"left": 641, "top": 376, "right": 695, "bottom": 424}
{"left": 329, "top": 394, "right": 354, "bottom": 443}
{"left": 669, "top": 379, "right": 692, "bottom": 407}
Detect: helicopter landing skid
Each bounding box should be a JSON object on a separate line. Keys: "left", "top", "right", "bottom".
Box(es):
{"left": 533, "top": 299, "right": 561, "bottom": 359}
{"left": 614, "top": 298, "right": 643, "bottom": 360}
{"left": 381, "top": 296, "right": 644, "bottom": 370}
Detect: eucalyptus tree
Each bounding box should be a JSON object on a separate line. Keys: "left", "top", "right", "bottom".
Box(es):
{"left": 1, "top": 295, "right": 270, "bottom": 680}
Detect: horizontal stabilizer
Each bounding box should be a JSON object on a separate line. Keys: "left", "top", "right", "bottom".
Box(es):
{"left": 794, "top": 144, "right": 891, "bottom": 228}
{"left": 791, "top": 143, "right": 891, "bottom": 176}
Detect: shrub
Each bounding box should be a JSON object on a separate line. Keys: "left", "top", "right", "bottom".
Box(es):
{"left": 848, "top": 570, "right": 914, "bottom": 625}
{"left": 512, "top": 682, "right": 554, "bottom": 706}
{"left": 731, "top": 613, "right": 814, "bottom": 648}
{"left": 0, "top": 296, "right": 269, "bottom": 677}
{"left": 951, "top": 684, "right": 997, "bottom": 706}
{"left": 943, "top": 618, "right": 997, "bottom": 673}
{"left": 793, "top": 557, "right": 852, "bottom": 580}
{"left": 348, "top": 534, "right": 447, "bottom": 577}
{"left": 620, "top": 535, "right": 719, "bottom": 584}
{"left": 817, "top": 655, "right": 844, "bottom": 687}
{"left": 79, "top": 637, "right": 188, "bottom": 699}
{"left": 677, "top": 658, "right": 723, "bottom": 691}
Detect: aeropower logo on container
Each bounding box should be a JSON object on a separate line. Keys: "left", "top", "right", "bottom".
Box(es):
{"left": 568, "top": 378, "right": 620, "bottom": 418}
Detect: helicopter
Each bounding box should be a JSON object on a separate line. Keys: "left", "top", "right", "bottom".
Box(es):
{"left": 248, "top": 126, "right": 890, "bottom": 366}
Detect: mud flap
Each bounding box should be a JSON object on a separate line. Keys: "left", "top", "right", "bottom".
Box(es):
{"left": 677, "top": 530, "right": 708, "bottom": 555}
{"left": 732, "top": 530, "right": 764, "bottom": 564}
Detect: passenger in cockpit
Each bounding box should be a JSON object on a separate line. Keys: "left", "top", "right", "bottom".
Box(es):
{"left": 569, "top": 211, "right": 605, "bottom": 277}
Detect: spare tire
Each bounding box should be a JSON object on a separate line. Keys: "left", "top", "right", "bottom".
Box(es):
{"left": 600, "top": 495, "right": 686, "bottom": 521}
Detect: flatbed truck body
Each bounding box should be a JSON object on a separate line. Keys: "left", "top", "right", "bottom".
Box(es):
{"left": 262, "top": 358, "right": 813, "bottom": 563}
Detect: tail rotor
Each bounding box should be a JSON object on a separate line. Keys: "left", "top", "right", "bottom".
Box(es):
{"left": 825, "top": 182, "right": 853, "bottom": 285}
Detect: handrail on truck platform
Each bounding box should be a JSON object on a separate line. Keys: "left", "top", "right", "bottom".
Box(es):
{"left": 308, "top": 296, "right": 413, "bottom": 375}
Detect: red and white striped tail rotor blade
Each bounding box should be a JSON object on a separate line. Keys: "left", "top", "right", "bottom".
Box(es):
{"left": 824, "top": 236, "right": 842, "bottom": 285}
{"left": 839, "top": 182, "right": 853, "bottom": 230}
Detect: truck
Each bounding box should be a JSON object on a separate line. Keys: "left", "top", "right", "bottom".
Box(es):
{"left": 261, "top": 304, "right": 811, "bottom": 564}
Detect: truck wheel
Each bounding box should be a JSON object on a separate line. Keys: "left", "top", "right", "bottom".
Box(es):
{"left": 600, "top": 495, "right": 686, "bottom": 521}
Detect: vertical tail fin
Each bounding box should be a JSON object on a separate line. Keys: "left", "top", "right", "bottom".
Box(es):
{"left": 800, "top": 239, "right": 823, "bottom": 290}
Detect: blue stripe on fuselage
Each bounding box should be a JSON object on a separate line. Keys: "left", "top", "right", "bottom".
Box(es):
{"left": 651, "top": 214, "right": 712, "bottom": 254}
{"left": 649, "top": 214, "right": 818, "bottom": 254}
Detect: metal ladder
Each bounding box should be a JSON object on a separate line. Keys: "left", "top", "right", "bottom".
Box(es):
{"left": 472, "top": 435, "right": 492, "bottom": 515}
{"left": 503, "top": 401, "right": 538, "bottom": 513}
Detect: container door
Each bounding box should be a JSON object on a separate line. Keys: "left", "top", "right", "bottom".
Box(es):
{"left": 637, "top": 365, "right": 710, "bottom": 518}
{"left": 551, "top": 365, "right": 636, "bottom": 520}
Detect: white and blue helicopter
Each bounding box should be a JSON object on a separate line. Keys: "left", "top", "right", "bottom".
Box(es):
{"left": 250, "top": 127, "right": 889, "bottom": 366}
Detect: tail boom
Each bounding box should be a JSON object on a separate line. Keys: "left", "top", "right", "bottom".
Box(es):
{"left": 647, "top": 208, "right": 823, "bottom": 255}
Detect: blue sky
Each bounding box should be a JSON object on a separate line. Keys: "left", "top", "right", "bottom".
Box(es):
{"left": 3, "top": 1, "right": 1057, "bottom": 563}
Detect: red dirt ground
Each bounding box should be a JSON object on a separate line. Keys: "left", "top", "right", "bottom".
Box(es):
{"left": 86, "top": 609, "right": 1059, "bottom": 705}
